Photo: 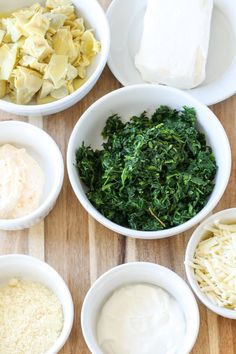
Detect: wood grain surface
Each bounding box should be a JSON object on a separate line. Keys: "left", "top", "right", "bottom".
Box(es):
{"left": 0, "top": 1, "right": 236, "bottom": 353}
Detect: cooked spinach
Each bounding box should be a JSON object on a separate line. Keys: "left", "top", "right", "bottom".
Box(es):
{"left": 75, "top": 106, "right": 217, "bottom": 231}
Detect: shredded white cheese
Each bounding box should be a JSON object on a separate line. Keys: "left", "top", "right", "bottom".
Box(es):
{"left": 189, "top": 221, "right": 236, "bottom": 309}
{"left": 0, "top": 278, "right": 63, "bottom": 354}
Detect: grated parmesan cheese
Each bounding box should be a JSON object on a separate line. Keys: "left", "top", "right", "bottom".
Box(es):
{"left": 0, "top": 278, "right": 63, "bottom": 354}
{"left": 188, "top": 221, "right": 236, "bottom": 309}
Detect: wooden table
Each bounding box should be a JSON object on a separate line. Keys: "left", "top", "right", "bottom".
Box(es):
{"left": 0, "top": 1, "right": 236, "bottom": 353}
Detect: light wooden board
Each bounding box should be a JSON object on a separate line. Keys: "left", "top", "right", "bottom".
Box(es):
{"left": 0, "top": 1, "right": 236, "bottom": 353}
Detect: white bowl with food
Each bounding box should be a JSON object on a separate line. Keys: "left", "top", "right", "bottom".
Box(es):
{"left": 67, "top": 84, "right": 231, "bottom": 239}
{"left": 107, "top": 0, "right": 236, "bottom": 106}
{"left": 0, "top": 254, "right": 74, "bottom": 354}
{"left": 0, "top": 120, "right": 64, "bottom": 230}
{"left": 81, "top": 262, "right": 199, "bottom": 354}
{"left": 185, "top": 208, "right": 236, "bottom": 319}
{"left": 0, "top": 0, "right": 110, "bottom": 116}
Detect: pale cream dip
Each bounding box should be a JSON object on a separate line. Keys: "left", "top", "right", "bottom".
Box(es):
{"left": 97, "top": 283, "right": 185, "bottom": 354}
{"left": 0, "top": 144, "right": 44, "bottom": 218}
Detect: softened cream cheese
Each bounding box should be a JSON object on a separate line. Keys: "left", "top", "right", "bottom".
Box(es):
{"left": 135, "top": 0, "right": 213, "bottom": 89}
{"left": 97, "top": 284, "right": 185, "bottom": 354}
{"left": 0, "top": 144, "right": 44, "bottom": 218}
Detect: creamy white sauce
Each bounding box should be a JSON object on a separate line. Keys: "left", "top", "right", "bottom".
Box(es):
{"left": 135, "top": 0, "right": 213, "bottom": 89}
{"left": 97, "top": 283, "right": 185, "bottom": 354}
{"left": 0, "top": 144, "right": 44, "bottom": 218}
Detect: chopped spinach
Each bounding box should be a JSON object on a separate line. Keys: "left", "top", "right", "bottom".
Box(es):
{"left": 75, "top": 106, "right": 217, "bottom": 231}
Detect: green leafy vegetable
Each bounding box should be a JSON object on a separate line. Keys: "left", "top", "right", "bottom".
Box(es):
{"left": 75, "top": 106, "right": 217, "bottom": 231}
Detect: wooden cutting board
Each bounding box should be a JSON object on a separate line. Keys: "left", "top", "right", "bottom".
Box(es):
{"left": 0, "top": 1, "right": 236, "bottom": 353}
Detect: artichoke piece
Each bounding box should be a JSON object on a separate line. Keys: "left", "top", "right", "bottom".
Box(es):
{"left": 66, "top": 63, "right": 77, "bottom": 80}
{"left": 81, "top": 30, "right": 101, "bottom": 58}
{"left": 44, "top": 54, "right": 68, "bottom": 88}
{"left": 0, "top": 30, "right": 5, "bottom": 45}
{"left": 44, "top": 13, "right": 66, "bottom": 30}
{"left": 23, "top": 13, "right": 50, "bottom": 37}
{"left": 38, "top": 79, "right": 54, "bottom": 99}
{"left": 51, "top": 6, "right": 75, "bottom": 20}
{"left": 19, "top": 55, "right": 47, "bottom": 74}
{"left": 0, "top": 80, "right": 7, "bottom": 98}
{"left": 52, "top": 28, "right": 77, "bottom": 62}
{"left": 13, "top": 66, "right": 43, "bottom": 104}
{"left": 37, "top": 95, "right": 56, "bottom": 104}
{"left": 0, "top": 44, "right": 18, "bottom": 80}
{"left": 51, "top": 85, "right": 68, "bottom": 99}
{"left": 23, "top": 34, "right": 53, "bottom": 61}
{"left": 2, "top": 18, "right": 22, "bottom": 42}
{"left": 46, "top": 0, "right": 72, "bottom": 8}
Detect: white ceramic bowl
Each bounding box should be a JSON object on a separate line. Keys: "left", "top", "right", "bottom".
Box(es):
{"left": 0, "top": 0, "right": 110, "bottom": 116}
{"left": 185, "top": 208, "right": 236, "bottom": 319}
{"left": 0, "top": 254, "right": 74, "bottom": 354}
{"left": 67, "top": 84, "right": 231, "bottom": 239}
{"left": 0, "top": 120, "right": 64, "bottom": 230}
{"left": 107, "top": 0, "right": 236, "bottom": 106}
{"left": 81, "top": 262, "right": 200, "bottom": 354}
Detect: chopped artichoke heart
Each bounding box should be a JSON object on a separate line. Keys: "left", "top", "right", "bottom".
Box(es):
{"left": 19, "top": 55, "right": 47, "bottom": 74}
{"left": 53, "top": 28, "right": 77, "bottom": 62}
{"left": 0, "top": 0, "right": 100, "bottom": 104}
{"left": 0, "top": 44, "right": 17, "bottom": 80}
{"left": 81, "top": 30, "right": 100, "bottom": 58}
{"left": 46, "top": 0, "right": 72, "bottom": 8}
{"left": 50, "top": 85, "right": 68, "bottom": 99}
{"left": 2, "top": 18, "right": 22, "bottom": 42}
{"left": 45, "top": 13, "right": 66, "bottom": 30}
{"left": 23, "top": 13, "right": 50, "bottom": 36}
{"left": 37, "top": 95, "right": 57, "bottom": 104}
{"left": 77, "top": 66, "right": 86, "bottom": 79}
{"left": 44, "top": 54, "right": 68, "bottom": 88}
{"left": 0, "top": 30, "right": 6, "bottom": 45}
{"left": 13, "top": 66, "right": 43, "bottom": 104}
{"left": 51, "top": 6, "right": 75, "bottom": 20}
{"left": 66, "top": 63, "right": 77, "bottom": 80}
{"left": 23, "top": 35, "right": 53, "bottom": 61}
{"left": 0, "top": 80, "right": 7, "bottom": 98}
{"left": 73, "top": 77, "right": 86, "bottom": 90}
{"left": 38, "top": 79, "right": 54, "bottom": 99}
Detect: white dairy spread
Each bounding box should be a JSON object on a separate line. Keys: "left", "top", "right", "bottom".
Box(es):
{"left": 135, "top": 0, "right": 213, "bottom": 89}
{"left": 0, "top": 144, "right": 44, "bottom": 219}
{"left": 97, "top": 284, "right": 186, "bottom": 354}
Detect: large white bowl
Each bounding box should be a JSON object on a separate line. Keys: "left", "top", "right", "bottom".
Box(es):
{"left": 67, "top": 84, "right": 231, "bottom": 239}
{"left": 185, "top": 208, "right": 236, "bottom": 319}
{"left": 0, "top": 0, "right": 110, "bottom": 116}
{"left": 81, "top": 262, "right": 200, "bottom": 354}
{"left": 0, "top": 254, "right": 74, "bottom": 354}
{"left": 0, "top": 120, "right": 64, "bottom": 230}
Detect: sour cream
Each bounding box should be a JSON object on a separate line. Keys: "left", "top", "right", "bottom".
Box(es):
{"left": 0, "top": 144, "right": 44, "bottom": 219}
{"left": 97, "top": 283, "right": 185, "bottom": 354}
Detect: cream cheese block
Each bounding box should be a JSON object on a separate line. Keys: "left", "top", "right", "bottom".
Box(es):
{"left": 135, "top": 0, "right": 213, "bottom": 89}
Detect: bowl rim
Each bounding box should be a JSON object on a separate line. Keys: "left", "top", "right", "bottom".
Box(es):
{"left": 0, "top": 120, "right": 64, "bottom": 229}
{"left": 185, "top": 207, "right": 236, "bottom": 319}
{"left": 67, "top": 84, "right": 232, "bottom": 239}
{"left": 0, "top": 253, "right": 74, "bottom": 354}
{"left": 81, "top": 261, "right": 200, "bottom": 354}
{"left": 0, "top": 0, "right": 110, "bottom": 116}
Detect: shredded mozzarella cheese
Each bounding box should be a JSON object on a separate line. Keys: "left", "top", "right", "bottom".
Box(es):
{"left": 189, "top": 221, "right": 236, "bottom": 309}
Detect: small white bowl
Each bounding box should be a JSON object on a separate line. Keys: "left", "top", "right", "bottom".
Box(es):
{"left": 67, "top": 84, "right": 231, "bottom": 239}
{"left": 0, "top": 120, "right": 64, "bottom": 230}
{"left": 81, "top": 262, "right": 200, "bottom": 354}
{"left": 0, "top": 254, "right": 74, "bottom": 354}
{"left": 185, "top": 208, "right": 236, "bottom": 319}
{"left": 107, "top": 0, "right": 236, "bottom": 106}
{"left": 0, "top": 0, "right": 110, "bottom": 116}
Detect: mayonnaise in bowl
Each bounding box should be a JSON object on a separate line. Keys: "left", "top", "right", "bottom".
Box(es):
{"left": 97, "top": 283, "right": 185, "bottom": 354}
